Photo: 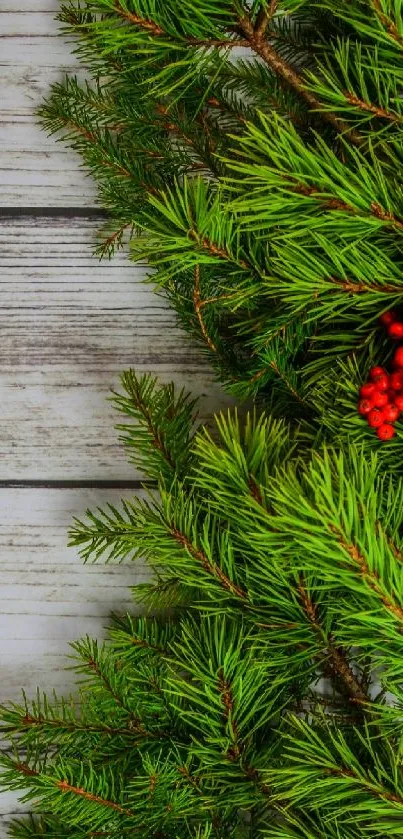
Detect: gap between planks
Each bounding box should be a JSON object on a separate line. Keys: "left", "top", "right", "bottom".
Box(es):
{"left": 0, "top": 480, "right": 146, "bottom": 489}
{"left": 0, "top": 208, "right": 107, "bottom": 218}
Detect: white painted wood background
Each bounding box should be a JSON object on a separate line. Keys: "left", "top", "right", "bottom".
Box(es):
{"left": 0, "top": 3, "right": 227, "bottom": 830}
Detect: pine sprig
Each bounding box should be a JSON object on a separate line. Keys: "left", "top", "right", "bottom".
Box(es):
{"left": 37, "top": 0, "right": 403, "bottom": 401}
{"left": 111, "top": 369, "right": 198, "bottom": 483}
{"left": 0, "top": 612, "right": 290, "bottom": 837}
{"left": 5, "top": 373, "right": 403, "bottom": 836}
{"left": 8, "top": 0, "right": 403, "bottom": 835}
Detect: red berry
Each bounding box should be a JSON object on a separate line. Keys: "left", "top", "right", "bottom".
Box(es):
{"left": 372, "top": 391, "right": 389, "bottom": 408}
{"left": 368, "top": 408, "right": 385, "bottom": 428}
{"left": 383, "top": 404, "right": 400, "bottom": 423}
{"left": 360, "top": 382, "right": 376, "bottom": 398}
{"left": 380, "top": 310, "right": 397, "bottom": 326}
{"left": 389, "top": 371, "right": 403, "bottom": 391}
{"left": 377, "top": 423, "right": 396, "bottom": 440}
{"left": 394, "top": 394, "right": 403, "bottom": 411}
{"left": 372, "top": 374, "right": 389, "bottom": 391}
{"left": 358, "top": 398, "right": 373, "bottom": 415}
{"left": 388, "top": 388, "right": 397, "bottom": 400}
{"left": 388, "top": 322, "right": 403, "bottom": 340}
{"left": 394, "top": 346, "right": 403, "bottom": 367}
{"left": 369, "top": 366, "right": 387, "bottom": 380}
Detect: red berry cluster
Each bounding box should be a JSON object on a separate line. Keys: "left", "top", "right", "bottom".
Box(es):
{"left": 358, "top": 310, "right": 403, "bottom": 441}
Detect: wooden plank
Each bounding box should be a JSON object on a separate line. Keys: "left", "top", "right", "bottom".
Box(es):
{"left": 0, "top": 60, "right": 97, "bottom": 205}
{"left": 2, "top": 1, "right": 63, "bottom": 10}
{"left": 0, "top": 6, "right": 97, "bottom": 205}
{"left": 0, "top": 808, "right": 29, "bottom": 822}
{"left": 2, "top": 9, "right": 67, "bottom": 34}
{"left": 0, "top": 483, "right": 147, "bottom": 818}
{"left": 0, "top": 486, "right": 145, "bottom": 703}
{"left": 0, "top": 13, "right": 248, "bottom": 205}
{"left": 0, "top": 216, "right": 230, "bottom": 481}
{"left": 0, "top": 6, "right": 229, "bottom": 828}
{"left": 0, "top": 132, "right": 98, "bottom": 207}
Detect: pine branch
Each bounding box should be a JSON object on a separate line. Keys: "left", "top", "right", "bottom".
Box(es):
{"left": 345, "top": 91, "right": 403, "bottom": 124}
{"left": 193, "top": 265, "right": 217, "bottom": 352}
{"left": 254, "top": 2, "right": 278, "bottom": 39}
{"left": 13, "top": 3, "right": 403, "bottom": 835}
{"left": 237, "top": 14, "right": 361, "bottom": 143}
{"left": 112, "top": 1, "right": 165, "bottom": 35}
{"left": 55, "top": 781, "right": 134, "bottom": 817}
{"left": 111, "top": 370, "right": 198, "bottom": 483}
{"left": 114, "top": 0, "right": 249, "bottom": 47}
{"left": 330, "top": 526, "right": 403, "bottom": 623}
{"left": 38, "top": 0, "right": 403, "bottom": 404}
{"left": 373, "top": 0, "right": 403, "bottom": 48}
{"left": 267, "top": 714, "right": 403, "bottom": 831}
{"left": 7, "top": 394, "right": 403, "bottom": 834}
{"left": 296, "top": 576, "right": 369, "bottom": 706}
{"left": 169, "top": 523, "right": 248, "bottom": 601}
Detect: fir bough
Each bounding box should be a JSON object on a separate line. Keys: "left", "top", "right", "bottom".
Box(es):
{"left": 3, "top": 373, "right": 403, "bottom": 837}
{"left": 7, "top": 1, "right": 403, "bottom": 834}
{"left": 39, "top": 0, "right": 403, "bottom": 406}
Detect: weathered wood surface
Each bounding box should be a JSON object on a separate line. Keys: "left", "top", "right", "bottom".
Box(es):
{"left": 1, "top": 7, "right": 96, "bottom": 205}
{"left": 0, "top": 3, "right": 228, "bottom": 826}
{"left": 0, "top": 487, "right": 140, "bottom": 700}
{"left": 0, "top": 216, "right": 229, "bottom": 480}
{"left": 0, "top": 485, "right": 142, "bottom": 818}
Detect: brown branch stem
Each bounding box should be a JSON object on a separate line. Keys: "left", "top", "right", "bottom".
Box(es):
{"left": 66, "top": 121, "right": 131, "bottom": 178}
{"left": 198, "top": 289, "right": 247, "bottom": 308}
{"left": 85, "top": 656, "right": 165, "bottom": 739}
{"left": 332, "top": 529, "right": 403, "bottom": 624}
{"left": 114, "top": 1, "right": 164, "bottom": 35}
{"left": 255, "top": 1, "right": 278, "bottom": 38}
{"left": 193, "top": 265, "right": 217, "bottom": 352}
{"left": 123, "top": 376, "right": 176, "bottom": 470}
{"left": 20, "top": 713, "right": 137, "bottom": 738}
{"left": 269, "top": 360, "right": 307, "bottom": 406}
{"left": 155, "top": 104, "right": 218, "bottom": 174}
{"left": 327, "top": 276, "right": 403, "bottom": 294}
{"left": 373, "top": 0, "right": 403, "bottom": 48}
{"left": 103, "top": 222, "right": 133, "bottom": 251}
{"left": 218, "top": 671, "right": 242, "bottom": 760}
{"left": 188, "top": 229, "right": 250, "bottom": 270}
{"left": 58, "top": 780, "right": 134, "bottom": 815}
{"left": 297, "top": 576, "right": 369, "bottom": 705}
{"left": 290, "top": 181, "right": 403, "bottom": 231}
{"left": 327, "top": 766, "right": 403, "bottom": 806}
{"left": 238, "top": 15, "right": 361, "bottom": 144}
{"left": 114, "top": 1, "right": 247, "bottom": 47}
{"left": 345, "top": 91, "right": 403, "bottom": 124}
{"left": 207, "top": 96, "right": 247, "bottom": 126}
{"left": 171, "top": 525, "right": 248, "bottom": 600}
{"left": 15, "top": 761, "right": 38, "bottom": 778}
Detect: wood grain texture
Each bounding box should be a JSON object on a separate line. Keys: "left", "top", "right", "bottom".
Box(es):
{"left": 1, "top": 6, "right": 97, "bottom": 206}
{"left": 0, "top": 486, "right": 143, "bottom": 700}
{"left": 0, "top": 8, "right": 246, "bottom": 206}
{"left": 0, "top": 216, "right": 230, "bottom": 480}
{"left": 0, "top": 7, "right": 230, "bottom": 826}
{"left": 0, "top": 485, "right": 145, "bottom": 818}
